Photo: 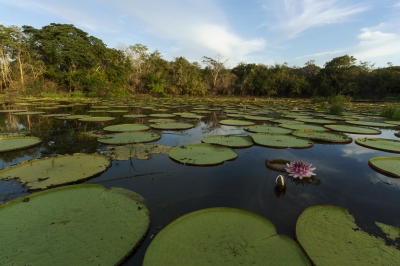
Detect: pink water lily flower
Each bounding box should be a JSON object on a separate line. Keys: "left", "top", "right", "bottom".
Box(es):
{"left": 285, "top": 161, "right": 316, "bottom": 179}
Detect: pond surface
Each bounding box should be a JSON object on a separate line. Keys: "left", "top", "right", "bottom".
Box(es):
{"left": 1, "top": 99, "right": 400, "bottom": 265}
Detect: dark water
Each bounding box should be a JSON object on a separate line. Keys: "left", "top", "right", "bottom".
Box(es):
{"left": 1, "top": 100, "right": 400, "bottom": 265}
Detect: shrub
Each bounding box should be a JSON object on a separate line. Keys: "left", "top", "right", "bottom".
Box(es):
{"left": 328, "top": 95, "right": 352, "bottom": 105}
{"left": 328, "top": 104, "right": 344, "bottom": 115}
{"left": 67, "top": 90, "right": 86, "bottom": 98}
{"left": 380, "top": 105, "right": 400, "bottom": 120}
{"left": 87, "top": 92, "right": 97, "bottom": 98}
{"left": 311, "top": 96, "right": 326, "bottom": 104}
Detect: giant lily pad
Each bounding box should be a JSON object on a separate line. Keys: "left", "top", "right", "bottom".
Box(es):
{"left": 143, "top": 207, "right": 310, "bottom": 266}
{"left": 0, "top": 137, "right": 42, "bottom": 152}
{"left": 78, "top": 116, "right": 116, "bottom": 122}
{"left": 103, "top": 124, "right": 150, "bottom": 133}
{"left": 324, "top": 124, "right": 381, "bottom": 135}
{"left": 201, "top": 135, "right": 253, "bottom": 148}
{"left": 355, "top": 138, "right": 400, "bottom": 153}
{"left": 375, "top": 222, "right": 400, "bottom": 240}
{"left": 295, "top": 118, "right": 337, "bottom": 124}
{"left": 296, "top": 205, "right": 400, "bottom": 265}
{"left": 244, "top": 125, "right": 292, "bottom": 134}
{"left": 149, "top": 122, "right": 194, "bottom": 130}
{"left": 98, "top": 132, "right": 161, "bottom": 145}
{"left": 169, "top": 143, "right": 238, "bottom": 166}
{"left": 291, "top": 131, "right": 352, "bottom": 143}
{"left": 102, "top": 144, "right": 173, "bottom": 160}
{"left": 0, "top": 184, "right": 150, "bottom": 265}
{"left": 345, "top": 120, "right": 398, "bottom": 128}
{"left": 0, "top": 153, "right": 111, "bottom": 190}
{"left": 368, "top": 156, "right": 400, "bottom": 178}
{"left": 219, "top": 119, "right": 255, "bottom": 126}
{"left": 250, "top": 133, "right": 314, "bottom": 149}
{"left": 280, "top": 123, "right": 328, "bottom": 131}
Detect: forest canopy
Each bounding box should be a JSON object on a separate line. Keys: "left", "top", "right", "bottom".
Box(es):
{"left": 1, "top": 23, "right": 399, "bottom": 99}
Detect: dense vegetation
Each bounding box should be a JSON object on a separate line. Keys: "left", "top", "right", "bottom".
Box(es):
{"left": 1, "top": 23, "right": 399, "bottom": 99}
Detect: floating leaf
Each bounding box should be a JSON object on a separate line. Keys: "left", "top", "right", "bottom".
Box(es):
{"left": 296, "top": 205, "right": 400, "bottom": 266}
{"left": 355, "top": 138, "right": 400, "bottom": 153}
{"left": 295, "top": 118, "right": 337, "bottom": 124}
{"left": 149, "top": 122, "right": 194, "bottom": 130}
{"left": 169, "top": 143, "right": 237, "bottom": 166}
{"left": 244, "top": 125, "right": 293, "bottom": 134}
{"left": 102, "top": 144, "right": 173, "bottom": 160}
{"left": 250, "top": 133, "right": 313, "bottom": 149}
{"left": 0, "top": 184, "right": 150, "bottom": 265}
{"left": 98, "top": 132, "right": 161, "bottom": 145}
{"left": 219, "top": 119, "right": 255, "bottom": 126}
{"left": 78, "top": 116, "right": 116, "bottom": 122}
{"left": 0, "top": 137, "right": 42, "bottom": 153}
{"left": 143, "top": 207, "right": 310, "bottom": 266}
{"left": 291, "top": 130, "right": 352, "bottom": 143}
{"left": 375, "top": 222, "right": 400, "bottom": 240}
{"left": 0, "top": 153, "right": 111, "bottom": 190}
{"left": 103, "top": 124, "right": 150, "bottom": 133}
{"left": 368, "top": 156, "right": 400, "bottom": 178}
{"left": 280, "top": 123, "right": 328, "bottom": 131}
{"left": 324, "top": 124, "right": 381, "bottom": 135}
{"left": 345, "top": 120, "right": 398, "bottom": 128}
{"left": 201, "top": 135, "right": 253, "bottom": 148}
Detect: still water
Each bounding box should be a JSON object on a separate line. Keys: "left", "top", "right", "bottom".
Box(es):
{"left": 1, "top": 100, "right": 399, "bottom": 265}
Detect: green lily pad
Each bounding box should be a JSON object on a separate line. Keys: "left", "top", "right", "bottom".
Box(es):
{"left": 149, "top": 122, "right": 194, "bottom": 130}
{"left": 107, "top": 110, "right": 129, "bottom": 113}
{"left": 375, "top": 222, "right": 400, "bottom": 240}
{"left": 12, "top": 111, "right": 46, "bottom": 115}
{"left": 0, "top": 153, "right": 111, "bottom": 190}
{"left": 395, "top": 132, "right": 400, "bottom": 138}
{"left": 201, "top": 135, "right": 253, "bottom": 148}
{"left": 78, "top": 117, "right": 116, "bottom": 122}
{"left": 0, "top": 109, "right": 26, "bottom": 113}
{"left": 291, "top": 131, "right": 352, "bottom": 143}
{"left": 345, "top": 120, "right": 398, "bottom": 128}
{"left": 295, "top": 118, "right": 337, "bottom": 124}
{"left": 280, "top": 123, "right": 328, "bottom": 131}
{"left": 219, "top": 119, "right": 255, "bottom": 126}
{"left": 102, "top": 144, "right": 173, "bottom": 160}
{"left": 324, "top": 124, "right": 381, "bottom": 135}
{"left": 368, "top": 156, "right": 400, "bottom": 178}
{"left": 57, "top": 115, "right": 90, "bottom": 120}
{"left": 149, "top": 113, "right": 176, "bottom": 118}
{"left": 169, "top": 143, "right": 238, "bottom": 166}
{"left": 98, "top": 132, "right": 161, "bottom": 145}
{"left": 250, "top": 133, "right": 314, "bottom": 149}
{"left": 244, "top": 125, "right": 293, "bottom": 134}
{"left": 0, "top": 137, "right": 42, "bottom": 152}
{"left": 355, "top": 138, "right": 400, "bottom": 153}
{"left": 103, "top": 124, "right": 150, "bottom": 133}
{"left": 0, "top": 184, "right": 150, "bottom": 265}
{"left": 123, "top": 114, "right": 148, "bottom": 118}
{"left": 243, "top": 115, "right": 273, "bottom": 121}
{"left": 143, "top": 207, "right": 310, "bottom": 266}
{"left": 296, "top": 205, "right": 400, "bottom": 266}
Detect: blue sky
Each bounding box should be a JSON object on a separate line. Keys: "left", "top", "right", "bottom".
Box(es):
{"left": 1, "top": 0, "right": 400, "bottom": 68}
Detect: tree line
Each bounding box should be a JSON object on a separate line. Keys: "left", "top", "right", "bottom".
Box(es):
{"left": 1, "top": 23, "right": 399, "bottom": 98}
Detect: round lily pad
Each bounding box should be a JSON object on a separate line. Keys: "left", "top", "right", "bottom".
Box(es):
{"left": 324, "top": 124, "right": 381, "bottom": 135}
{"left": 123, "top": 114, "right": 148, "bottom": 118}
{"left": 98, "top": 132, "right": 161, "bottom": 145}
{"left": 296, "top": 205, "right": 400, "bottom": 265}
{"left": 243, "top": 115, "right": 273, "bottom": 121}
{"left": 345, "top": 120, "right": 398, "bottom": 128}
{"left": 78, "top": 117, "right": 116, "bottom": 122}
{"left": 295, "top": 118, "right": 337, "bottom": 124}
{"left": 143, "top": 207, "right": 310, "bottom": 266}
{"left": 103, "top": 124, "right": 150, "bottom": 133}
{"left": 368, "top": 156, "right": 400, "bottom": 178}
{"left": 375, "top": 222, "right": 400, "bottom": 241}
{"left": 0, "top": 137, "right": 42, "bottom": 153}
{"left": 250, "top": 133, "right": 314, "bottom": 149}
{"left": 57, "top": 115, "right": 90, "bottom": 120}
{"left": 244, "top": 125, "right": 292, "bottom": 134}
{"left": 280, "top": 123, "right": 328, "bottom": 131}
{"left": 395, "top": 132, "right": 400, "bottom": 138}
{"left": 291, "top": 131, "right": 352, "bottom": 143}
{"left": 201, "top": 135, "right": 253, "bottom": 148}
{"left": 169, "top": 143, "right": 238, "bottom": 166}
{"left": 0, "top": 184, "right": 150, "bottom": 265}
{"left": 0, "top": 153, "right": 111, "bottom": 190}
{"left": 149, "top": 122, "right": 194, "bottom": 130}
{"left": 219, "top": 119, "right": 255, "bottom": 126}
{"left": 12, "top": 111, "right": 46, "bottom": 115}
{"left": 149, "top": 113, "right": 176, "bottom": 118}
{"left": 355, "top": 138, "right": 400, "bottom": 153}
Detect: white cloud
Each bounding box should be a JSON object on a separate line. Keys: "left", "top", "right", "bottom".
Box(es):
{"left": 270, "top": 0, "right": 369, "bottom": 38}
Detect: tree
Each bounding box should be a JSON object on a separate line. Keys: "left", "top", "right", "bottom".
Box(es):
{"left": 202, "top": 54, "right": 229, "bottom": 93}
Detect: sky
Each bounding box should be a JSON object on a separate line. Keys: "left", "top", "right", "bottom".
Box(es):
{"left": 1, "top": 0, "right": 400, "bottom": 68}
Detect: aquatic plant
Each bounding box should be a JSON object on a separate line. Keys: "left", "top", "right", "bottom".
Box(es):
{"left": 285, "top": 161, "right": 316, "bottom": 179}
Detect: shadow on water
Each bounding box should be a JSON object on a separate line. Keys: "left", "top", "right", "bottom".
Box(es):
{"left": 1, "top": 100, "right": 400, "bottom": 264}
